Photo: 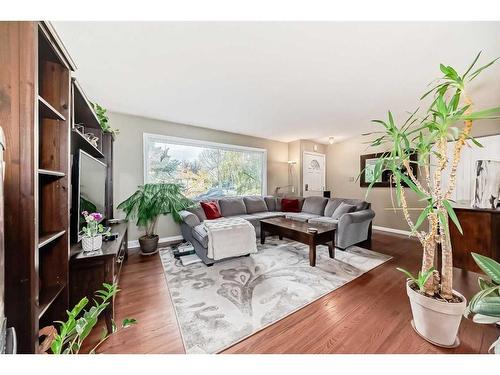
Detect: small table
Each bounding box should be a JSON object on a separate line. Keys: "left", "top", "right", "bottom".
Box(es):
{"left": 260, "top": 217, "right": 336, "bottom": 266}
{"left": 70, "top": 222, "right": 128, "bottom": 332}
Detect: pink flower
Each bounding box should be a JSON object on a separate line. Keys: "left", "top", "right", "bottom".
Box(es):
{"left": 81, "top": 211, "right": 89, "bottom": 217}
{"left": 91, "top": 212, "right": 103, "bottom": 221}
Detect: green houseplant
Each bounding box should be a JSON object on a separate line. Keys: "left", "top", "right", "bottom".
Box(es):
{"left": 365, "top": 52, "right": 500, "bottom": 347}
{"left": 39, "top": 283, "right": 136, "bottom": 354}
{"left": 117, "top": 183, "right": 193, "bottom": 254}
{"left": 93, "top": 102, "right": 119, "bottom": 137}
{"left": 464, "top": 253, "right": 500, "bottom": 354}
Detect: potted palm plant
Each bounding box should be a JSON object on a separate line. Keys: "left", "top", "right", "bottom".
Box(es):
{"left": 117, "top": 183, "right": 193, "bottom": 254}
{"left": 365, "top": 52, "right": 500, "bottom": 347}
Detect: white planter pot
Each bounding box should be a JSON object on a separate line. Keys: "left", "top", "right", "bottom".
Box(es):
{"left": 406, "top": 280, "right": 466, "bottom": 348}
{"left": 82, "top": 235, "right": 103, "bottom": 252}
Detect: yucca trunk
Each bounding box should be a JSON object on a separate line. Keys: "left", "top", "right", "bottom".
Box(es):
{"left": 440, "top": 213, "right": 454, "bottom": 299}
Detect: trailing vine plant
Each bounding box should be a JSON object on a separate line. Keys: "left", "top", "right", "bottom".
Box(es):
{"left": 93, "top": 102, "right": 119, "bottom": 137}
{"left": 366, "top": 52, "right": 500, "bottom": 300}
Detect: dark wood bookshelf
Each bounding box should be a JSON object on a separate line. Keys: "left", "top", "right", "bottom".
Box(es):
{"left": 1, "top": 21, "right": 76, "bottom": 353}
{"left": 38, "top": 230, "right": 66, "bottom": 248}
{"left": 71, "top": 128, "right": 105, "bottom": 159}
{"left": 38, "top": 283, "right": 66, "bottom": 319}
{"left": 2, "top": 21, "right": 115, "bottom": 353}
{"left": 38, "top": 95, "right": 66, "bottom": 121}
{"left": 38, "top": 168, "right": 66, "bottom": 178}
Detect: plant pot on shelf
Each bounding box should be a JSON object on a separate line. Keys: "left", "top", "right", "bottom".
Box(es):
{"left": 139, "top": 234, "right": 159, "bottom": 255}
{"left": 406, "top": 280, "right": 467, "bottom": 348}
{"left": 82, "top": 235, "right": 103, "bottom": 252}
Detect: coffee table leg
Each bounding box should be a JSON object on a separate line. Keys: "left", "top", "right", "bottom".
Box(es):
{"left": 328, "top": 241, "right": 335, "bottom": 259}
{"left": 278, "top": 235, "right": 283, "bottom": 240}
{"left": 260, "top": 228, "right": 266, "bottom": 244}
{"left": 309, "top": 241, "right": 316, "bottom": 267}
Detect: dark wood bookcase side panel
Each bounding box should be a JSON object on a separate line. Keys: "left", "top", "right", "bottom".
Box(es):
{"left": 36, "top": 22, "right": 71, "bottom": 349}
{"left": 1, "top": 21, "right": 39, "bottom": 354}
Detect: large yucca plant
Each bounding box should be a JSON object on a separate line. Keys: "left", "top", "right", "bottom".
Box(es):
{"left": 365, "top": 52, "right": 500, "bottom": 300}
{"left": 117, "top": 183, "right": 193, "bottom": 237}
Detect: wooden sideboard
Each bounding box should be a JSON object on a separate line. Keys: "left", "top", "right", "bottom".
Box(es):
{"left": 69, "top": 222, "right": 128, "bottom": 331}
{"left": 449, "top": 206, "right": 500, "bottom": 273}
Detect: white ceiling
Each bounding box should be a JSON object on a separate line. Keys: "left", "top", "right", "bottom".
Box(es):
{"left": 54, "top": 22, "right": 500, "bottom": 143}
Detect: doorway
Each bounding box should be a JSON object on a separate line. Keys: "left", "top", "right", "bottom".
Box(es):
{"left": 302, "top": 151, "right": 326, "bottom": 197}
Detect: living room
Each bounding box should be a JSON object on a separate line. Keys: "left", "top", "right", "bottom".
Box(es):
{"left": 1, "top": 1, "right": 500, "bottom": 371}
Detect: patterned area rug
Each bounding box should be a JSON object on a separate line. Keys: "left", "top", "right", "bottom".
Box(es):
{"left": 159, "top": 237, "right": 392, "bottom": 354}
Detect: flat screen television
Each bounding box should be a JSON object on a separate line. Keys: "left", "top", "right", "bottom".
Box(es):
{"left": 71, "top": 150, "right": 107, "bottom": 242}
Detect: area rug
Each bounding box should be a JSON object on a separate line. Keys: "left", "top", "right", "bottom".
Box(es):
{"left": 159, "top": 237, "right": 392, "bottom": 354}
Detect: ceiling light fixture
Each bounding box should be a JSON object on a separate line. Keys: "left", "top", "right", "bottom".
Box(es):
{"left": 328, "top": 136, "right": 335, "bottom": 144}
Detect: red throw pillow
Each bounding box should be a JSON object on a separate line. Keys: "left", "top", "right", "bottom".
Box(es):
{"left": 200, "top": 201, "right": 222, "bottom": 220}
{"left": 281, "top": 198, "right": 300, "bottom": 213}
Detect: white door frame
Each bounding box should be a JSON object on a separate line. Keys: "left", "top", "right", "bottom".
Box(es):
{"left": 302, "top": 151, "right": 326, "bottom": 196}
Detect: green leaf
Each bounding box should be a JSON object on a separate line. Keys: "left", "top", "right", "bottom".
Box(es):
{"left": 466, "top": 135, "right": 483, "bottom": 148}
{"left": 397, "top": 171, "right": 427, "bottom": 198}
{"left": 414, "top": 206, "right": 431, "bottom": 232}
{"left": 438, "top": 211, "right": 449, "bottom": 233}
{"left": 462, "top": 51, "right": 482, "bottom": 79}
{"left": 396, "top": 267, "right": 417, "bottom": 283}
{"left": 472, "top": 313, "right": 500, "bottom": 324}
{"left": 461, "top": 106, "right": 500, "bottom": 120}
{"left": 473, "top": 297, "right": 500, "bottom": 318}
{"left": 122, "top": 318, "right": 137, "bottom": 328}
{"left": 478, "top": 277, "right": 497, "bottom": 291}
{"left": 442, "top": 200, "right": 462, "bottom": 234}
{"left": 471, "top": 253, "right": 500, "bottom": 284}
{"left": 469, "top": 56, "right": 500, "bottom": 81}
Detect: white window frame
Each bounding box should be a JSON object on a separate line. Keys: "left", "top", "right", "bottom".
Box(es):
{"left": 143, "top": 133, "right": 268, "bottom": 196}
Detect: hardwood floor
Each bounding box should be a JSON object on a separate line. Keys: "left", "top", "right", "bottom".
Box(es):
{"left": 83, "top": 231, "right": 498, "bottom": 354}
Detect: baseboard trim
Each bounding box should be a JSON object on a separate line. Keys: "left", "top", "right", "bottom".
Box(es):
{"left": 373, "top": 225, "right": 411, "bottom": 236}
{"left": 128, "top": 235, "right": 183, "bottom": 249}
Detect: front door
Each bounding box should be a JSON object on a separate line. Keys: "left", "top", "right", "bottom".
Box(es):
{"left": 302, "top": 151, "right": 325, "bottom": 197}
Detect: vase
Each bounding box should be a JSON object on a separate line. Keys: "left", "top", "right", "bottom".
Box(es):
{"left": 82, "top": 235, "right": 103, "bottom": 252}
{"left": 138, "top": 234, "right": 159, "bottom": 255}
{"left": 406, "top": 280, "right": 466, "bottom": 347}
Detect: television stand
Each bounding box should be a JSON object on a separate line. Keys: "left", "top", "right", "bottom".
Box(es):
{"left": 69, "top": 222, "right": 128, "bottom": 332}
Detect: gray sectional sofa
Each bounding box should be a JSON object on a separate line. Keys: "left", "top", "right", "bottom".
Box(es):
{"left": 179, "top": 195, "right": 375, "bottom": 265}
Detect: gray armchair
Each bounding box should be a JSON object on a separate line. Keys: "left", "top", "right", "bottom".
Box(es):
{"left": 337, "top": 208, "right": 375, "bottom": 249}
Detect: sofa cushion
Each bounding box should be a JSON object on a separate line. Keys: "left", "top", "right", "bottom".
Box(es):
{"left": 338, "top": 198, "right": 369, "bottom": 211}
{"left": 180, "top": 210, "right": 201, "bottom": 227}
{"left": 192, "top": 224, "right": 209, "bottom": 248}
{"left": 285, "top": 212, "right": 322, "bottom": 222}
{"left": 281, "top": 198, "right": 300, "bottom": 212}
{"left": 331, "top": 202, "right": 356, "bottom": 219}
{"left": 188, "top": 205, "right": 208, "bottom": 221}
{"left": 264, "top": 196, "right": 277, "bottom": 211}
{"left": 277, "top": 196, "right": 304, "bottom": 211}
{"left": 302, "top": 196, "right": 328, "bottom": 215}
{"left": 353, "top": 200, "right": 369, "bottom": 211}
{"left": 324, "top": 198, "right": 343, "bottom": 217}
{"left": 252, "top": 211, "right": 286, "bottom": 220}
{"left": 219, "top": 197, "right": 247, "bottom": 216}
{"left": 200, "top": 201, "right": 222, "bottom": 220}
{"left": 243, "top": 196, "right": 268, "bottom": 214}
{"left": 308, "top": 217, "right": 339, "bottom": 226}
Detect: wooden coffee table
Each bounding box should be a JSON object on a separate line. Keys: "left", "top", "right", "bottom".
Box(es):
{"left": 260, "top": 217, "right": 336, "bottom": 267}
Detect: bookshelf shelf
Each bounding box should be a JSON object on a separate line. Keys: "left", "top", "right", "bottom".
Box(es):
{"left": 38, "top": 95, "right": 66, "bottom": 121}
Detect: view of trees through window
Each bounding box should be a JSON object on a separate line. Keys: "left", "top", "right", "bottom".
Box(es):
{"left": 144, "top": 135, "right": 265, "bottom": 199}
